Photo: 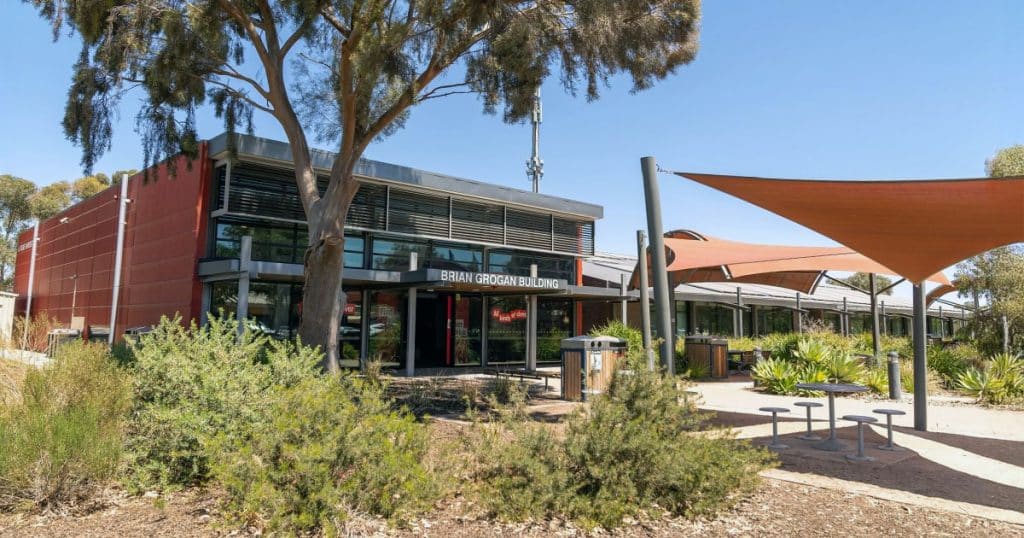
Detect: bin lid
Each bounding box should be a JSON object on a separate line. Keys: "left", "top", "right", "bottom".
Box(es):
{"left": 48, "top": 328, "right": 81, "bottom": 336}
{"left": 560, "top": 335, "right": 627, "bottom": 350}
{"left": 685, "top": 335, "right": 712, "bottom": 343}
{"left": 710, "top": 338, "right": 729, "bottom": 345}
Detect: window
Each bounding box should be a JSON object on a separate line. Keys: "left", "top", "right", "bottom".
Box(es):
{"left": 537, "top": 298, "right": 573, "bottom": 363}
{"left": 487, "top": 250, "right": 574, "bottom": 281}
{"left": 368, "top": 291, "right": 404, "bottom": 368}
{"left": 692, "top": 302, "right": 734, "bottom": 337}
{"left": 339, "top": 290, "right": 362, "bottom": 368}
{"left": 428, "top": 243, "right": 483, "bottom": 272}
{"left": 212, "top": 219, "right": 364, "bottom": 269}
{"left": 756, "top": 307, "right": 793, "bottom": 335}
{"left": 208, "top": 280, "right": 301, "bottom": 339}
{"left": 488, "top": 296, "right": 526, "bottom": 365}
{"left": 371, "top": 238, "right": 430, "bottom": 271}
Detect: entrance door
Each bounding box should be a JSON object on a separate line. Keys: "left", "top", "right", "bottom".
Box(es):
{"left": 415, "top": 294, "right": 447, "bottom": 368}
{"left": 414, "top": 293, "right": 483, "bottom": 368}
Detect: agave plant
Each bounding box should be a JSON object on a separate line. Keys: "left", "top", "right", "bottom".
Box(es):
{"left": 987, "top": 353, "right": 1024, "bottom": 399}
{"left": 793, "top": 339, "right": 833, "bottom": 365}
{"left": 826, "top": 352, "right": 867, "bottom": 384}
{"left": 957, "top": 367, "right": 1009, "bottom": 404}
{"left": 863, "top": 368, "right": 889, "bottom": 395}
{"left": 751, "top": 358, "right": 799, "bottom": 395}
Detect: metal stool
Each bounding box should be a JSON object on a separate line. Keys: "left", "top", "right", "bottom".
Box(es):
{"left": 842, "top": 415, "right": 879, "bottom": 462}
{"left": 759, "top": 407, "right": 790, "bottom": 450}
{"left": 873, "top": 408, "right": 907, "bottom": 451}
{"left": 793, "top": 401, "right": 823, "bottom": 441}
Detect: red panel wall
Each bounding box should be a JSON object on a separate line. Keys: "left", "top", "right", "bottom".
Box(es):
{"left": 14, "top": 144, "right": 212, "bottom": 337}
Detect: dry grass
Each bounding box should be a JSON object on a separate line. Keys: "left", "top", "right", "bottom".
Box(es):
{"left": 0, "top": 358, "right": 30, "bottom": 405}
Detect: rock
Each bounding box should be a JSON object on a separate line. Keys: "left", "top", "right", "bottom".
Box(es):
{"left": 142, "top": 491, "right": 159, "bottom": 499}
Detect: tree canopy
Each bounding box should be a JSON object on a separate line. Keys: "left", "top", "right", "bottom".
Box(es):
{"left": 842, "top": 272, "right": 894, "bottom": 296}
{"left": 30, "top": 0, "right": 702, "bottom": 371}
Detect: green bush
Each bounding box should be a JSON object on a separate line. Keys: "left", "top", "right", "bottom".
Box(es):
{"left": 589, "top": 321, "right": 643, "bottom": 354}
{"left": 466, "top": 355, "right": 775, "bottom": 530}
{"left": 863, "top": 367, "right": 889, "bottom": 395}
{"left": 123, "top": 315, "right": 322, "bottom": 490}
{"left": 957, "top": 353, "right": 1024, "bottom": 404}
{"left": 0, "top": 343, "right": 129, "bottom": 511}
{"left": 758, "top": 333, "right": 801, "bottom": 361}
{"left": 751, "top": 358, "right": 799, "bottom": 395}
{"left": 212, "top": 375, "right": 439, "bottom": 532}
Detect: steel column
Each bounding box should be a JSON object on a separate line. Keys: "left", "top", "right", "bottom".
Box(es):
{"left": 108, "top": 177, "right": 129, "bottom": 343}
{"left": 842, "top": 297, "right": 849, "bottom": 337}
{"left": 21, "top": 222, "right": 39, "bottom": 350}
{"left": 619, "top": 273, "right": 629, "bottom": 324}
{"left": 795, "top": 293, "right": 802, "bottom": 334}
{"left": 870, "top": 273, "right": 881, "bottom": 365}
{"left": 236, "top": 236, "right": 252, "bottom": 333}
{"left": 640, "top": 156, "right": 674, "bottom": 372}
{"left": 405, "top": 252, "right": 418, "bottom": 376}
{"left": 912, "top": 284, "right": 928, "bottom": 431}
{"left": 637, "top": 230, "right": 653, "bottom": 369}
{"left": 735, "top": 287, "right": 744, "bottom": 338}
{"left": 527, "top": 264, "right": 538, "bottom": 371}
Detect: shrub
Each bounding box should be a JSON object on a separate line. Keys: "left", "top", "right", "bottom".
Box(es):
{"left": 212, "top": 375, "right": 439, "bottom": 532}
{"left": 9, "top": 315, "right": 64, "bottom": 353}
{"left": 465, "top": 356, "right": 774, "bottom": 529}
{"left": 957, "top": 353, "right": 1024, "bottom": 404}
{"left": 758, "top": 333, "right": 801, "bottom": 361}
{"left": 863, "top": 367, "right": 889, "bottom": 395}
{"left": 123, "top": 315, "right": 322, "bottom": 490}
{"left": 825, "top": 353, "right": 867, "bottom": 384}
{"left": 0, "top": 343, "right": 129, "bottom": 512}
{"left": 589, "top": 321, "right": 643, "bottom": 354}
{"left": 751, "top": 358, "right": 799, "bottom": 395}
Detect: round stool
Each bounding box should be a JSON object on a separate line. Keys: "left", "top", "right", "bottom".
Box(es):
{"left": 759, "top": 406, "right": 791, "bottom": 450}
{"left": 842, "top": 415, "right": 879, "bottom": 462}
{"left": 873, "top": 409, "right": 907, "bottom": 451}
{"left": 793, "top": 401, "right": 823, "bottom": 441}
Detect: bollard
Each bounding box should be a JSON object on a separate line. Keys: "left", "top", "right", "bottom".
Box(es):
{"left": 752, "top": 346, "right": 763, "bottom": 387}
{"left": 887, "top": 351, "right": 901, "bottom": 400}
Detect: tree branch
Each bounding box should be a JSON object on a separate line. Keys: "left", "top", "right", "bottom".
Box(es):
{"left": 210, "top": 65, "right": 271, "bottom": 101}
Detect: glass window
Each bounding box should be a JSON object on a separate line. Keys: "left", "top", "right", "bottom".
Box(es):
{"left": 209, "top": 280, "right": 300, "bottom": 339}
{"left": 756, "top": 306, "right": 794, "bottom": 335}
{"left": 488, "top": 296, "right": 526, "bottom": 365}
{"left": 211, "top": 219, "right": 364, "bottom": 269}
{"left": 452, "top": 294, "right": 483, "bottom": 366}
{"left": 344, "top": 235, "right": 365, "bottom": 269}
{"left": 339, "top": 290, "right": 362, "bottom": 368}
{"left": 692, "top": 302, "right": 734, "bottom": 336}
{"left": 675, "top": 301, "right": 689, "bottom": 336}
{"left": 371, "top": 238, "right": 429, "bottom": 271}
{"left": 428, "top": 243, "right": 484, "bottom": 272}
{"left": 368, "top": 291, "right": 404, "bottom": 368}
{"left": 537, "top": 298, "right": 573, "bottom": 364}
{"left": 487, "top": 250, "right": 574, "bottom": 281}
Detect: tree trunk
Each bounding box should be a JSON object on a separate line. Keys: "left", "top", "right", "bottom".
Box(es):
{"left": 299, "top": 233, "right": 347, "bottom": 373}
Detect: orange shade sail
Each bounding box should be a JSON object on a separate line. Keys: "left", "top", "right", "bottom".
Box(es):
{"left": 676, "top": 173, "right": 1024, "bottom": 283}
{"left": 633, "top": 230, "right": 948, "bottom": 294}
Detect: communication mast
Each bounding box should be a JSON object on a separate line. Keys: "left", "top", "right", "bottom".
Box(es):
{"left": 526, "top": 86, "right": 543, "bottom": 193}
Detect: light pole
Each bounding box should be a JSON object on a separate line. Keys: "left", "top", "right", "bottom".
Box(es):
{"left": 69, "top": 273, "right": 79, "bottom": 323}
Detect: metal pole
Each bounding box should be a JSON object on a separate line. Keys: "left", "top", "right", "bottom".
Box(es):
{"left": 405, "top": 252, "right": 418, "bottom": 376}
{"left": 70, "top": 275, "right": 78, "bottom": 322}
{"left": 108, "top": 176, "right": 129, "bottom": 344}
{"left": 527, "top": 87, "right": 543, "bottom": 193}
{"left": 870, "top": 273, "right": 881, "bottom": 366}
{"left": 912, "top": 284, "right": 928, "bottom": 431}
{"left": 887, "top": 351, "right": 901, "bottom": 400}
{"left": 842, "top": 297, "right": 849, "bottom": 337}
{"left": 619, "top": 273, "right": 628, "bottom": 325}
{"left": 938, "top": 305, "right": 944, "bottom": 339}
{"left": 527, "top": 264, "right": 538, "bottom": 371}
{"left": 736, "top": 287, "right": 744, "bottom": 338}
{"left": 21, "top": 221, "right": 39, "bottom": 350}
{"left": 795, "top": 293, "right": 802, "bottom": 334}
{"left": 880, "top": 301, "right": 887, "bottom": 336}
{"left": 637, "top": 230, "right": 653, "bottom": 369}
{"left": 640, "top": 156, "right": 674, "bottom": 372}
{"left": 236, "top": 236, "right": 252, "bottom": 333}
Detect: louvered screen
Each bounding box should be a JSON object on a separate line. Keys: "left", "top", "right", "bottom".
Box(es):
{"left": 506, "top": 209, "right": 552, "bottom": 250}
{"left": 451, "top": 199, "right": 504, "bottom": 244}
{"left": 578, "top": 221, "right": 595, "bottom": 256}
{"left": 347, "top": 183, "right": 387, "bottom": 230}
{"left": 220, "top": 165, "right": 305, "bottom": 221}
{"left": 387, "top": 189, "right": 450, "bottom": 237}
{"left": 553, "top": 217, "right": 584, "bottom": 254}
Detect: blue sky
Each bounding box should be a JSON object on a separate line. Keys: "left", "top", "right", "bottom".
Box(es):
{"left": 1, "top": 1, "right": 1022, "bottom": 295}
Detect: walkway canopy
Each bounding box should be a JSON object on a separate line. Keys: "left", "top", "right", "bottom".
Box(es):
{"left": 631, "top": 229, "right": 950, "bottom": 293}
{"left": 675, "top": 173, "right": 1024, "bottom": 283}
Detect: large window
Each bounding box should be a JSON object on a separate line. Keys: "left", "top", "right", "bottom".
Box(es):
{"left": 756, "top": 306, "right": 794, "bottom": 335}
{"left": 452, "top": 295, "right": 483, "bottom": 366}
{"left": 209, "top": 280, "right": 301, "bottom": 339}
{"left": 488, "top": 296, "right": 526, "bottom": 365}
{"left": 538, "top": 298, "right": 573, "bottom": 363}
{"left": 849, "top": 313, "right": 873, "bottom": 334}
{"left": 692, "top": 302, "right": 734, "bottom": 337}
{"left": 368, "top": 291, "right": 404, "bottom": 367}
{"left": 340, "top": 290, "right": 362, "bottom": 368}
{"left": 487, "top": 250, "right": 575, "bottom": 281}
{"left": 212, "top": 219, "right": 364, "bottom": 269}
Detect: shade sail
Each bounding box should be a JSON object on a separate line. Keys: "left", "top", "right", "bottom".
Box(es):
{"left": 676, "top": 173, "right": 1024, "bottom": 283}
{"left": 632, "top": 230, "right": 948, "bottom": 294}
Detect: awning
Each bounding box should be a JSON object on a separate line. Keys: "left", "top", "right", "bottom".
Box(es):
{"left": 675, "top": 173, "right": 1024, "bottom": 283}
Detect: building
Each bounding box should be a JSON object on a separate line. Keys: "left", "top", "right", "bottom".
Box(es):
{"left": 14, "top": 133, "right": 615, "bottom": 370}
{"left": 583, "top": 252, "right": 969, "bottom": 340}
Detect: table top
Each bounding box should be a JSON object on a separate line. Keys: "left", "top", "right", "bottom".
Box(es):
{"left": 795, "top": 382, "right": 869, "bottom": 394}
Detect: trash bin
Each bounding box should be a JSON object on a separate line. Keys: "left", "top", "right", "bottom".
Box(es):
{"left": 46, "top": 328, "right": 81, "bottom": 358}
{"left": 560, "top": 335, "right": 627, "bottom": 401}
{"left": 124, "top": 326, "right": 154, "bottom": 344}
{"left": 685, "top": 336, "right": 729, "bottom": 379}
{"left": 87, "top": 326, "right": 110, "bottom": 343}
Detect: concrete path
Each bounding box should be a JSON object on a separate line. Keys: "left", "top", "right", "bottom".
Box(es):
{"left": 693, "top": 379, "right": 1024, "bottom": 441}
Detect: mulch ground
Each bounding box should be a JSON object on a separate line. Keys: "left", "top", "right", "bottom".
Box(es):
{"left": 2, "top": 478, "right": 1021, "bottom": 537}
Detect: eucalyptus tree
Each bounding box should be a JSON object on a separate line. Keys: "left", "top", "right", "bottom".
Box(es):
{"left": 29, "top": 0, "right": 701, "bottom": 371}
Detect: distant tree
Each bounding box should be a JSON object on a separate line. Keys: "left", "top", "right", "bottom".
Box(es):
{"left": 30, "top": 0, "right": 702, "bottom": 372}
{"left": 843, "top": 272, "right": 894, "bottom": 295}
{"left": 986, "top": 145, "right": 1024, "bottom": 178}
{"left": 111, "top": 169, "right": 139, "bottom": 184}
{"left": 29, "top": 181, "right": 72, "bottom": 221}
{"left": 955, "top": 145, "right": 1024, "bottom": 352}
{"left": 71, "top": 174, "right": 110, "bottom": 201}
{"left": 0, "top": 174, "right": 37, "bottom": 288}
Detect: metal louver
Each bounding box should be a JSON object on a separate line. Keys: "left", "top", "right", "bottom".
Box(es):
{"left": 387, "top": 189, "right": 449, "bottom": 237}
{"left": 451, "top": 199, "right": 504, "bottom": 244}
{"left": 505, "top": 209, "right": 552, "bottom": 251}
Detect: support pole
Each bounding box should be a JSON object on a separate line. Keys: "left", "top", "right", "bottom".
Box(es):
{"left": 21, "top": 222, "right": 39, "bottom": 350}
{"left": 640, "top": 156, "right": 674, "bottom": 373}
{"left": 842, "top": 297, "right": 849, "bottom": 337}
{"left": 880, "top": 301, "right": 887, "bottom": 336}
{"left": 1002, "top": 315, "right": 1010, "bottom": 354}
{"left": 912, "top": 284, "right": 928, "bottom": 431}
{"left": 236, "top": 236, "right": 252, "bottom": 334}
{"left": 619, "top": 273, "right": 629, "bottom": 325}
{"left": 795, "top": 293, "right": 802, "bottom": 334}
{"left": 527, "top": 264, "right": 538, "bottom": 371}
{"left": 405, "top": 252, "right": 418, "bottom": 376}
{"left": 637, "top": 230, "right": 653, "bottom": 370}
{"left": 736, "top": 287, "right": 744, "bottom": 338}
{"left": 108, "top": 176, "right": 129, "bottom": 344}
{"left": 870, "top": 273, "right": 881, "bottom": 366}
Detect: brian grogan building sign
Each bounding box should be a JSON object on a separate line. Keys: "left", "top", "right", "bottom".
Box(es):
{"left": 437, "top": 270, "right": 563, "bottom": 290}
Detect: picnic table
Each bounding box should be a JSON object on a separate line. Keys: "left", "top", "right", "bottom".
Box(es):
{"left": 795, "top": 382, "right": 869, "bottom": 451}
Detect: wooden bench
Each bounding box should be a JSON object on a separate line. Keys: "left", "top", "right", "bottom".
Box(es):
{"left": 484, "top": 368, "right": 561, "bottom": 390}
